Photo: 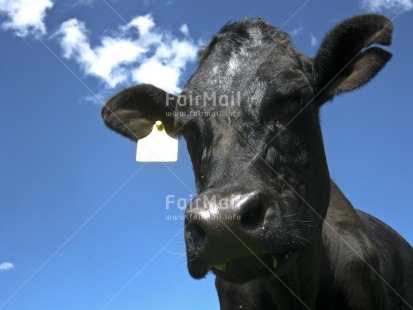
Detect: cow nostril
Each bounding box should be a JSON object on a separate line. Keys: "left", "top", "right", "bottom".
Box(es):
{"left": 186, "top": 223, "right": 206, "bottom": 248}
{"left": 240, "top": 201, "right": 267, "bottom": 230}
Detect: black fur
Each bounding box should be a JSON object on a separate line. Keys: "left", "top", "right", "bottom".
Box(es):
{"left": 102, "top": 14, "right": 413, "bottom": 309}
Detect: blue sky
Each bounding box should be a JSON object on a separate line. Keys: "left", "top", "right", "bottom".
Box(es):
{"left": 1, "top": 0, "right": 412, "bottom": 309}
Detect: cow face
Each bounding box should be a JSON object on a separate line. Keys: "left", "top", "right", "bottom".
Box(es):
{"left": 102, "top": 14, "right": 392, "bottom": 283}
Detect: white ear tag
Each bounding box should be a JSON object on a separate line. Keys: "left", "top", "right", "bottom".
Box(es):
{"left": 136, "top": 121, "right": 178, "bottom": 162}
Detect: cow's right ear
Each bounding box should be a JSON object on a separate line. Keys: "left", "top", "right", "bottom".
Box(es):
{"left": 102, "top": 84, "right": 177, "bottom": 141}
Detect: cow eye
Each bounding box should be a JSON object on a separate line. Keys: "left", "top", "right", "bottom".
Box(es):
{"left": 263, "top": 86, "right": 312, "bottom": 119}
{"left": 285, "top": 86, "right": 313, "bottom": 110}
{"left": 290, "top": 96, "right": 303, "bottom": 103}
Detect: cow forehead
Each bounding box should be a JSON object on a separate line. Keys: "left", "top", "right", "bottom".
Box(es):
{"left": 182, "top": 18, "right": 308, "bottom": 100}
{"left": 175, "top": 18, "right": 312, "bottom": 131}
{"left": 198, "top": 18, "right": 295, "bottom": 63}
{"left": 196, "top": 20, "right": 300, "bottom": 80}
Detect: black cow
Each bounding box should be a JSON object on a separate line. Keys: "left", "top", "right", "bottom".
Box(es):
{"left": 102, "top": 14, "right": 413, "bottom": 309}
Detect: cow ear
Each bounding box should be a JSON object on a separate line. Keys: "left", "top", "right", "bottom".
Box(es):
{"left": 102, "top": 84, "right": 177, "bottom": 141}
{"left": 313, "top": 14, "right": 393, "bottom": 104}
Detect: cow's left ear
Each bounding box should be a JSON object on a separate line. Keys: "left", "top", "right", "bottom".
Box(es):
{"left": 313, "top": 14, "right": 393, "bottom": 104}
{"left": 102, "top": 84, "right": 177, "bottom": 141}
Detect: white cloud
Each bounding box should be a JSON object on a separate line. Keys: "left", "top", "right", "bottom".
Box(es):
{"left": 361, "top": 0, "right": 413, "bottom": 12}
{"left": 289, "top": 26, "right": 303, "bottom": 37}
{"left": 310, "top": 34, "right": 318, "bottom": 47}
{"left": 57, "top": 19, "right": 145, "bottom": 88}
{"left": 125, "top": 14, "right": 155, "bottom": 36}
{"left": 132, "top": 59, "right": 180, "bottom": 92}
{"left": 0, "top": 262, "right": 14, "bottom": 271}
{"left": 55, "top": 14, "right": 198, "bottom": 93}
{"left": 0, "top": 0, "right": 53, "bottom": 37}
{"left": 180, "top": 24, "right": 189, "bottom": 36}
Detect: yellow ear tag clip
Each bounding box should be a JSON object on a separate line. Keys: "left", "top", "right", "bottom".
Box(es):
{"left": 136, "top": 121, "right": 178, "bottom": 162}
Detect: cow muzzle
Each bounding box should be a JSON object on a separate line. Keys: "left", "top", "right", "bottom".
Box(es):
{"left": 184, "top": 187, "right": 299, "bottom": 282}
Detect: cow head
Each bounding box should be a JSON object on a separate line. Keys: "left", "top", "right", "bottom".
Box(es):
{"left": 102, "top": 14, "right": 392, "bottom": 283}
